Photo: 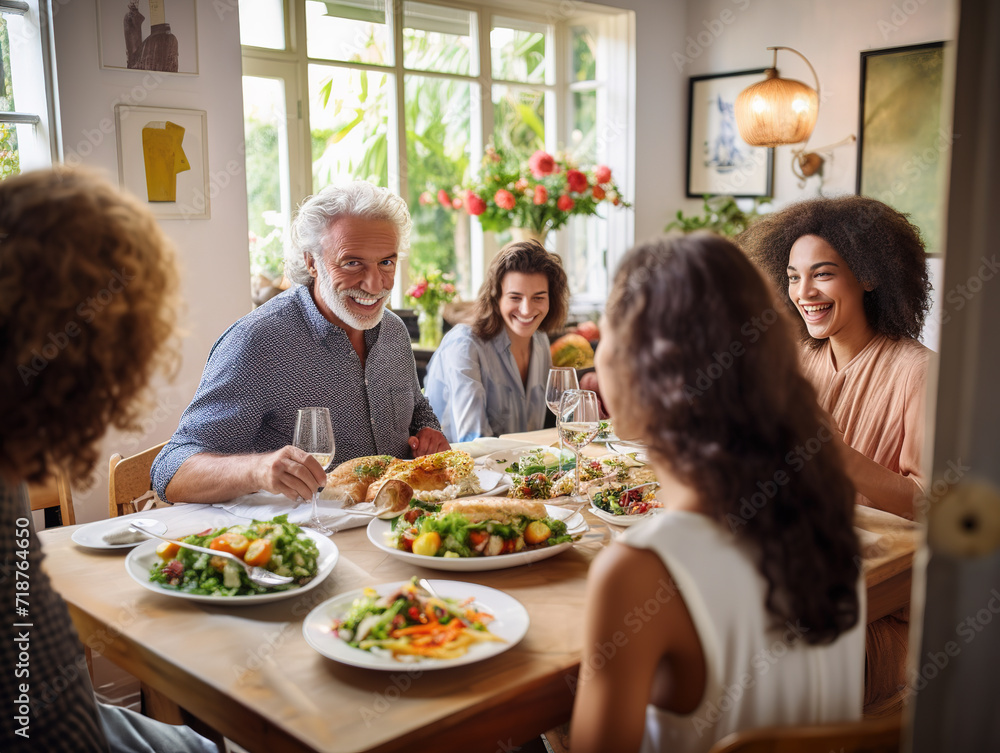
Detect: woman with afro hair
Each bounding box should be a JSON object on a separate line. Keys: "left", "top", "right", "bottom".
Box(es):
{"left": 739, "top": 195, "right": 933, "bottom": 716}
{"left": 739, "top": 195, "right": 932, "bottom": 520}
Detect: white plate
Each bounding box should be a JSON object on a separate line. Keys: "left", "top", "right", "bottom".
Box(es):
{"left": 480, "top": 445, "right": 552, "bottom": 474}
{"left": 72, "top": 517, "right": 168, "bottom": 550}
{"left": 474, "top": 468, "right": 508, "bottom": 496}
{"left": 589, "top": 503, "right": 663, "bottom": 528}
{"left": 366, "top": 504, "right": 589, "bottom": 572}
{"left": 607, "top": 439, "right": 649, "bottom": 464}
{"left": 302, "top": 579, "right": 529, "bottom": 670}
{"left": 125, "top": 528, "right": 339, "bottom": 605}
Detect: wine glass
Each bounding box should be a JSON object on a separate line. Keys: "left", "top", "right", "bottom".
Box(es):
{"left": 293, "top": 407, "right": 335, "bottom": 535}
{"left": 546, "top": 367, "right": 579, "bottom": 471}
{"left": 558, "top": 390, "right": 601, "bottom": 499}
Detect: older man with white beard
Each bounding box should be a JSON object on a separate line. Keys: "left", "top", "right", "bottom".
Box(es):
{"left": 153, "top": 182, "right": 449, "bottom": 504}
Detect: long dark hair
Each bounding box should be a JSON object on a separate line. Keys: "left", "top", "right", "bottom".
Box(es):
{"left": 606, "top": 233, "right": 860, "bottom": 645}
{"left": 472, "top": 240, "right": 569, "bottom": 340}
{"left": 738, "top": 195, "right": 931, "bottom": 347}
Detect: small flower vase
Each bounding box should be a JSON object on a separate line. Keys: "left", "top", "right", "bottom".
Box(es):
{"left": 510, "top": 226, "right": 549, "bottom": 246}
{"left": 417, "top": 306, "right": 443, "bottom": 348}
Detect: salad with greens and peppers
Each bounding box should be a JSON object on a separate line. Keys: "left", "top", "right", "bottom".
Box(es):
{"left": 388, "top": 498, "right": 575, "bottom": 558}
{"left": 148, "top": 515, "right": 319, "bottom": 596}
{"left": 503, "top": 448, "right": 639, "bottom": 499}
{"left": 590, "top": 483, "right": 662, "bottom": 516}
{"left": 332, "top": 578, "right": 503, "bottom": 660}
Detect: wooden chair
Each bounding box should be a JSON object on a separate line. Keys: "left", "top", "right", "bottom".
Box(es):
{"left": 108, "top": 442, "right": 167, "bottom": 518}
{"left": 26, "top": 470, "right": 75, "bottom": 527}
{"left": 707, "top": 713, "right": 902, "bottom": 753}
{"left": 106, "top": 441, "right": 223, "bottom": 739}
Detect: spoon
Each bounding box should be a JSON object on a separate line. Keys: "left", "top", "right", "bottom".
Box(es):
{"left": 128, "top": 521, "right": 295, "bottom": 588}
{"left": 348, "top": 479, "right": 414, "bottom": 519}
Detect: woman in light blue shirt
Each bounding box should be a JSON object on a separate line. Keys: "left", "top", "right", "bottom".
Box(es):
{"left": 425, "top": 240, "right": 569, "bottom": 442}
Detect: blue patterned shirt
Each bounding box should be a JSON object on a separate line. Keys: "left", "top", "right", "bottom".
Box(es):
{"left": 424, "top": 324, "right": 551, "bottom": 442}
{"left": 152, "top": 285, "right": 441, "bottom": 501}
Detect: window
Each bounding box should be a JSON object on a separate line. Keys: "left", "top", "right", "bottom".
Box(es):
{"left": 240, "top": 0, "right": 633, "bottom": 307}
{"left": 0, "top": 0, "right": 57, "bottom": 179}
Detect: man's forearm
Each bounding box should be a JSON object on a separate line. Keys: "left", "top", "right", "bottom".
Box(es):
{"left": 844, "top": 445, "right": 919, "bottom": 519}
{"left": 164, "top": 453, "right": 264, "bottom": 504}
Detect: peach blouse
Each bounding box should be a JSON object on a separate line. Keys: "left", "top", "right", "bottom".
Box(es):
{"left": 799, "top": 335, "right": 931, "bottom": 505}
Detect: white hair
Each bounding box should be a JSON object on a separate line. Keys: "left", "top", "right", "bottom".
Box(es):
{"left": 285, "top": 182, "right": 412, "bottom": 286}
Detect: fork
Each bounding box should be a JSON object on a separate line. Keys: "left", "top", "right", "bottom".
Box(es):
{"left": 129, "top": 521, "right": 295, "bottom": 588}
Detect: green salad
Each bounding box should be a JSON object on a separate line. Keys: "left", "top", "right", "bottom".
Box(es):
{"left": 389, "top": 500, "right": 573, "bottom": 557}
{"left": 148, "top": 515, "right": 319, "bottom": 596}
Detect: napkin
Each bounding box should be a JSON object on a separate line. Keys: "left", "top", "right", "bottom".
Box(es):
{"left": 452, "top": 437, "right": 548, "bottom": 459}
{"left": 214, "top": 491, "right": 374, "bottom": 532}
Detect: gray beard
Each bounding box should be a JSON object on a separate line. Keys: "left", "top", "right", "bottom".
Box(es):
{"left": 315, "top": 266, "right": 388, "bottom": 331}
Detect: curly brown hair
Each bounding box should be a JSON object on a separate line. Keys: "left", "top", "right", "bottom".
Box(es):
{"left": 605, "top": 233, "right": 860, "bottom": 645}
{"left": 738, "top": 195, "right": 931, "bottom": 345}
{"left": 471, "top": 239, "right": 569, "bottom": 340}
{"left": 0, "top": 167, "right": 181, "bottom": 487}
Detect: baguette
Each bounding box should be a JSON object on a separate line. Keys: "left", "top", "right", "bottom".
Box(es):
{"left": 439, "top": 497, "right": 547, "bottom": 525}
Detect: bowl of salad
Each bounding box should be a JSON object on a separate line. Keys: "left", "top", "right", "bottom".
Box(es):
{"left": 588, "top": 483, "right": 662, "bottom": 527}
{"left": 125, "top": 515, "right": 339, "bottom": 604}
{"left": 302, "top": 578, "right": 529, "bottom": 669}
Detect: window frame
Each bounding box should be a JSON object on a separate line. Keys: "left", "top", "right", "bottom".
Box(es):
{"left": 240, "top": 0, "right": 634, "bottom": 309}
{"left": 0, "top": 0, "right": 59, "bottom": 172}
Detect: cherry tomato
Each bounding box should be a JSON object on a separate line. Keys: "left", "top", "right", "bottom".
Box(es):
{"left": 244, "top": 538, "right": 273, "bottom": 566}
{"left": 468, "top": 530, "right": 489, "bottom": 547}
{"left": 156, "top": 541, "right": 180, "bottom": 560}
{"left": 209, "top": 532, "right": 250, "bottom": 557}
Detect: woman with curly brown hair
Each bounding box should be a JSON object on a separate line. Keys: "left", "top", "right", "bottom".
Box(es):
{"left": 424, "top": 239, "right": 569, "bottom": 441}
{"left": 739, "top": 195, "right": 932, "bottom": 717}
{"left": 570, "top": 234, "right": 864, "bottom": 753}
{"left": 0, "top": 167, "right": 215, "bottom": 752}
{"left": 738, "top": 195, "right": 932, "bottom": 520}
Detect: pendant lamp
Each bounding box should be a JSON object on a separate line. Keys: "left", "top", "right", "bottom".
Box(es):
{"left": 735, "top": 47, "right": 855, "bottom": 184}
{"left": 736, "top": 47, "right": 819, "bottom": 147}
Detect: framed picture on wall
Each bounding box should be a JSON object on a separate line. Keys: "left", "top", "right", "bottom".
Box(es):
{"left": 115, "top": 105, "right": 210, "bottom": 220}
{"left": 686, "top": 69, "right": 774, "bottom": 198}
{"left": 857, "top": 42, "right": 946, "bottom": 255}
{"left": 97, "top": 0, "right": 199, "bottom": 75}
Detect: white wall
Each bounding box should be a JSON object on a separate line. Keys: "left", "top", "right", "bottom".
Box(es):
{"left": 595, "top": 0, "right": 689, "bottom": 244}
{"left": 52, "top": 0, "right": 250, "bottom": 522}
{"left": 683, "top": 0, "right": 956, "bottom": 204}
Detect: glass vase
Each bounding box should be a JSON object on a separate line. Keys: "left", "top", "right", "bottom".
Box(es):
{"left": 510, "top": 226, "right": 550, "bottom": 246}
{"left": 417, "top": 307, "right": 443, "bottom": 348}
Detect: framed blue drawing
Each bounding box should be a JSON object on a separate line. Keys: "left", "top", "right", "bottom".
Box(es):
{"left": 686, "top": 69, "right": 774, "bottom": 198}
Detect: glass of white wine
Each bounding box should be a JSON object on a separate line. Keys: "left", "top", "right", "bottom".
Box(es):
{"left": 293, "top": 407, "right": 335, "bottom": 535}
{"left": 558, "top": 389, "right": 601, "bottom": 499}
{"left": 546, "top": 367, "right": 579, "bottom": 471}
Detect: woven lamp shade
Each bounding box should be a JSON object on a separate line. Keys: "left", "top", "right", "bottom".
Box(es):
{"left": 735, "top": 70, "right": 819, "bottom": 147}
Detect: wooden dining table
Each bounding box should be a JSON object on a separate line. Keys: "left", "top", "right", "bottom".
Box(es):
{"left": 38, "top": 429, "right": 917, "bottom": 753}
